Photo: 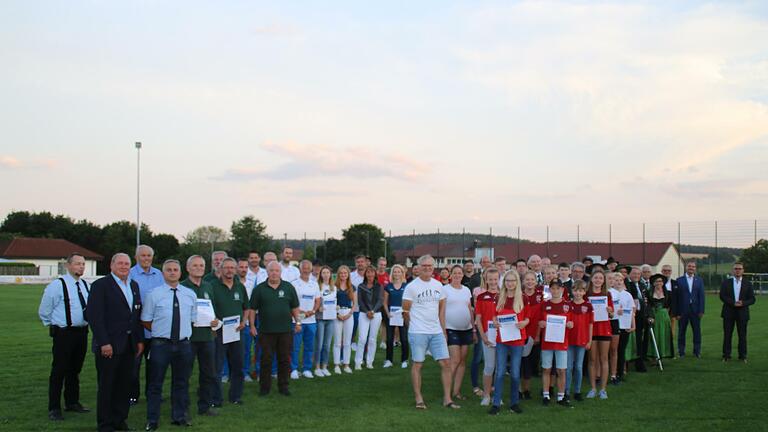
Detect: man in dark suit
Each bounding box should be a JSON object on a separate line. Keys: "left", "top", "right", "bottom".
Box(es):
{"left": 674, "top": 260, "right": 705, "bottom": 358}
{"left": 88, "top": 253, "right": 145, "bottom": 432}
{"left": 661, "top": 265, "right": 679, "bottom": 347}
{"left": 719, "top": 262, "right": 756, "bottom": 362}
{"left": 626, "top": 267, "right": 648, "bottom": 371}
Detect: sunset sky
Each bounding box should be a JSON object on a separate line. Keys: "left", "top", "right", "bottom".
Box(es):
{"left": 2, "top": 1, "right": 767, "bottom": 244}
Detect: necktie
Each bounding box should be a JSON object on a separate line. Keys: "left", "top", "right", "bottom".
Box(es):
{"left": 536, "top": 273, "right": 543, "bottom": 285}
{"left": 75, "top": 281, "right": 87, "bottom": 312}
{"left": 171, "top": 289, "right": 180, "bottom": 342}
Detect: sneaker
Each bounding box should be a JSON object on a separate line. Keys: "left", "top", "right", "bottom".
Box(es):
{"left": 574, "top": 392, "right": 583, "bottom": 402}
{"left": 394, "top": 341, "right": 401, "bottom": 347}
{"left": 509, "top": 404, "right": 523, "bottom": 414}
{"left": 586, "top": 389, "right": 596, "bottom": 399}
{"left": 542, "top": 397, "right": 550, "bottom": 406}
{"left": 343, "top": 366, "right": 353, "bottom": 374}
{"left": 488, "top": 405, "right": 500, "bottom": 416}
{"left": 383, "top": 360, "right": 393, "bottom": 368}
{"left": 599, "top": 390, "right": 608, "bottom": 400}
{"left": 354, "top": 364, "right": 362, "bottom": 371}
{"left": 365, "top": 363, "right": 374, "bottom": 370}
{"left": 480, "top": 396, "right": 491, "bottom": 406}
{"left": 243, "top": 375, "right": 253, "bottom": 383}
{"left": 271, "top": 374, "right": 277, "bottom": 379}
{"left": 322, "top": 368, "right": 331, "bottom": 376}
{"left": 290, "top": 370, "right": 300, "bottom": 380}
{"left": 379, "top": 341, "right": 387, "bottom": 349}
{"left": 302, "top": 370, "right": 314, "bottom": 379}
{"left": 221, "top": 376, "right": 229, "bottom": 383}
{"left": 401, "top": 361, "right": 408, "bottom": 369}
{"left": 334, "top": 365, "right": 342, "bottom": 375}
{"left": 315, "top": 368, "right": 324, "bottom": 377}
{"left": 557, "top": 399, "right": 573, "bottom": 408}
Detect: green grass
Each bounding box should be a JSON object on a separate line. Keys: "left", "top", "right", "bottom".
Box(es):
{"left": 1, "top": 284, "right": 764, "bottom": 431}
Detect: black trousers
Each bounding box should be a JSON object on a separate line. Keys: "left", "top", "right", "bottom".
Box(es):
{"left": 95, "top": 347, "right": 135, "bottom": 432}
{"left": 213, "top": 331, "right": 243, "bottom": 404}
{"left": 48, "top": 326, "right": 88, "bottom": 411}
{"left": 259, "top": 332, "right": 292, "bottom": 393}
{"left": 635, "top": 314, "right": 648, "bottom": 366}
{"left": 616, "top": 330, "right": 630, "bottom": 379}
{"left": 385, "top": 324, "right": 409, "bottom": 363}
{"left": 130, "top": 338, "right": 151, "bottom": 400}
{"left": 191, "top": 340, "right": 217, "bottom": 413}
{"left": 723, "top": 317, "right": 748, "bottom": 359}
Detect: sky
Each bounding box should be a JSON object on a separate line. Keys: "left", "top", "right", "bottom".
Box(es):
{"left": 1, "top": 1, "right": 767, "bottom": 245}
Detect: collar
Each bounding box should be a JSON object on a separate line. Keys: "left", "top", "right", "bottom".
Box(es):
{"left": 111, "top": 273, "right": 129, "bottom": 285}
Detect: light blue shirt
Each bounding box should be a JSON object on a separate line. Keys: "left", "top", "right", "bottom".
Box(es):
{"left": 38, "top": 273, "right": 90, "bottom": 328}
{"left": 112, "top": 273, "right": 134, "bottom": 311}
{"left": 129, "top": 264, "right": 164, "bottom": 337}
{"left": 140, "top": 283, "right": 197, "bottom": 340}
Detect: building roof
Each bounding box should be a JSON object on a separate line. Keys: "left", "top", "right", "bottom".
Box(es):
{"left": 393, "top": 243, "right": 471, "bottom": 263}
{"left": 0, "top": 237, "right": 103, "bottom": 260}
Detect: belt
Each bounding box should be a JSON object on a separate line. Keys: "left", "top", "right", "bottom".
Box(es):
{"left": 57, "top": 326, "right": 89, "bottom": 332}
{"left": 152, "top": 337, "right": 190, "bottom": 343}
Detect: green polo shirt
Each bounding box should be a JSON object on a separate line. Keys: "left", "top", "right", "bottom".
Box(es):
{"left": 210, "top": 278, "right": 248, "bottom": 321}
{"left": 202, "top": 271, "right": 219, "bottom": 284}
{"left": 180, "top": 278, "right": 216, "bottom": 342}
{"left": 249, "top": 280, "right": 299, "bottom": 334}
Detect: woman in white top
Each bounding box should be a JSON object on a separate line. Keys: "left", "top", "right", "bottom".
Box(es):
{"left": 333, "top": 265, "right": 356, "bottom": 374}
{"left": 607, "top": 272, "right": 622, "bottom": 385}
{"left": 611, "top": 272, "right": 635, "bottom": 384}
{"left": 314, "top": 266, "right": 336, "bottom": 377}
{"left": 444, "top": 265, "right": 474, "bottom": 401}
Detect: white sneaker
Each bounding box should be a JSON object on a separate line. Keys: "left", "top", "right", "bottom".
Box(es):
{"left": 354, "top": 363, "right": 362, "bottom": 371}
{"left": 302, "top": 370, "right": 314, "bottom": 379}
{"left": 322, "top": 368, "right": 331, "bottom": 376}
{"left": 351, "top": 343, "right": 358, "bottom": 351}
{"left": 290, "top": 370, "right": 300, "bottom": 380}
{"left": 480, "top": 396, "right": 491, "bottom": 406}
{"left": 343, "top": 365, "right": 353, "bottom": 374}
{"left": 334, "top": 365, "right": 342, "bottom": 375}
{"left": 271, "top": 374, "right": 277, "bottom": 379}
{"left": 314, "top": 368, "right": 324, "bottom": 377}
{"left": 221, "top": 376, "right": 229, "bottom": 383}
{"left": 379, "top": 341, "right": 387, "bottom": 349}
{"left": 401, "top": 361, "right": 408, "bottom": 369}
{"left": 383, "top": 360, "right": 393, "bottom": 368}
{"left": 366, "top": 363, "right": 374, "bottom": 369}
{"left": 243, "top": 375, "right": 253, "bottom": 383}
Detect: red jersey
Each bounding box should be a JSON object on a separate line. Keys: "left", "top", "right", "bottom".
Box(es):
{"left": 474, "top": 291, "right": 499, "bottom": 332}
{"left": 522, "top": 289, "right": 543, "bottom": 339}
{"left": 495, "top": 298, "right": 529, "bottom": 346}
{"left": 376, "top": 272, "right": 391, "bottom": 287}
{"left": 587, "top": 290, "right": 614, "bottom": 337}
{"left": 539, "top": 300, "right": 572, "bottom": 351}
{"left": 568, "top": 300, "right": 594, "bottom": 347}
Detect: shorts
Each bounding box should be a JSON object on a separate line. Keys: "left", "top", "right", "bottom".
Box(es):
{"left": 592, "top": 335, "right": 611, "bottom": 342}
{"left": 610, "top": 320, "right": 620, "bottom": 335}
{"left": 541, "top": 349, "right": 567, "bottom": 369}
{"left": 409, "top": 333, "right": 449, "bottom": 362}
{"left": 446, "top": 329, "right": 473, "bottom": 346}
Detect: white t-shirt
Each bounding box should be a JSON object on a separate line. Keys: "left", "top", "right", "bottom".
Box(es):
{"left": 292, "top": 278, "right": 320, "bottom": 324}
{"left": 281, "top": 263, "right": 300, "bottom": 283}
{"left": 616, "top": 289, "right": 635, "bottom": 330}
{"left": 608, "top": 288, "right": 621, "bottom": 321}
{"left": 319, "top": 284, "right": 336, "bottom": 320}
{"left": 443, "top": 284, "right": 473, "bottom": 331}
{"left": 403, "top": 277, "right": 444, "bottom": 334}
{"left": 245, "top": 267, "right": 267, "bottom": 297}
{"left": 350, "top": 270, "right": 364, "bottom": 288}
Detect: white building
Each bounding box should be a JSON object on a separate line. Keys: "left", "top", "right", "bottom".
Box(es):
{"left": 0, "top": 237, "right": 102, "bottom": 278}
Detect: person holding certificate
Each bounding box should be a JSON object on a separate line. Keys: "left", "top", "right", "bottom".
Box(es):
{"left": 383, "top": 264, "right": 409, "bottom": 369}
{"left": 474, "top": 268, "right": 501, "bottom": 407}
{"left": 332, "top": 266, "right": 356, "bottom": 374}
{"left": 565, "top": 280, "right": 592, "bottom": 402}
{"left": 538, "top": 280, "right": 573, "bottom": 407}
{"left": 444, "top": 265, "right": 474, "bottom": 402}
{"left": 520, "top": 271, "right": 544, "bottom": 400}
{"left": 610, "top": 273, "right": 635, "bottom": 384}
{"left": 314, "top": 266, "right": 336, "bottom": 377}
{"left": 586, "top": 270, "right": 614, "bottom": 400}
{"left": 488, "top": 270, "right": 529, "bottom": 416}
{"left": 291, "top": 260, "right": 321, "bottom": 379}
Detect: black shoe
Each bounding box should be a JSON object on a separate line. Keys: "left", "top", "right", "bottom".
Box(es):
{"left": 145, "top": 423, "right": 158, "bottom": 431}
{"left": 115, "top": 422, "right": 133, "bottom": 431}
{"left": 231, "top": 400, "right": 244, "bottom": 405}
{"left": 488, "top": 405, "right": 500, "bottom": 416}
{"left": 509, "top": 404, "right": 523, "bottom": 414}
{"left": 64, "top": 403, "right": 90, "bottom": 413}
{"left": 48, "top": 410, "right": 64, "bottom": 421}
{"left": 171, "top": 419, "right": 192, "bottom": 426}
{"left": 279, "top": 389, "right": 291, "bottom": 396}
{"left": 694, "top": 353, "right": 701, "bottom": 359}
{"left": 557, "top": 399, "right": 573, "bottom": 408}
{"left": 574, "top": 392, "right": 583, "bottom": 402}
{"left": 259, "top": 390, "right": 270, "bottom": 397}
{"left": 542, "top": 397, "right": 550, "bottom": 406}
{"left": 129, "top": 398, "right": 138, "bottom": 406}
{"left": 523, "top": 391, "right": 531, "bottom": 400}
{"left": 722, "top": 357, "right": 730, "bottom": 362}
{"left": 198, "top": 408, "right": 219, "bottom": 416}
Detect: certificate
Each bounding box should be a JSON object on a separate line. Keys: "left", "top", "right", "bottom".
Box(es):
{"left": 591, "top": 296, "right": 609, "bottom": 322}
{"left": 322, "top": 299, "right": 337, "bottom": 320}
{"left": 389, "top": 306, "right": 404, "bottom": 327}
{"left": 486, "top": 321, "right": 497, "bottom": 346}
{"left": 498, "top": 314, "right": 522, "bottom": 342}
{"left": 618, "top": 307, "right": 633, "bottom": 330}
{"left": 222, "top": 315, "right": 241, "bottom": 344}
{"left": 194, "top": 299, "right": 215, "bottom": 328}
{"left": 544, "top": 314, "right": 567, "bottom": 343}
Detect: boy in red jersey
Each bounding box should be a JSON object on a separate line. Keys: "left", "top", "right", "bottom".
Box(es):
{"left": 538, "top": 280, "right": 573, "bottom": 406}
{"left": 566, "top": 280, "right": 593, "bottom": 401}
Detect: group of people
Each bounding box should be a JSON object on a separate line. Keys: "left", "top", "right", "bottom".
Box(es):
{"left": 38, "top": 246, "right": 756, "bottom": 430}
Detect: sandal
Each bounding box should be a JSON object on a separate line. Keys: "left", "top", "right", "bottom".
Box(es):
{"left": 452, "top": 394, "right": 467, "bottom": 401}
{"left": 415, "top": 401, "right": 428, "bottom": 410}
{"left": 472, "top": 387, "right": 483, "bottom": 397}
{"left": 443, "top": 401, "right": 461, "bottom": 409}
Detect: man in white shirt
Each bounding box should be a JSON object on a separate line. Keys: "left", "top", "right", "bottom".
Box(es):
{"left": 290, "top": 261, "right": 321, "bottom": 379}
{"left": 279, "top": 247, "right": 300, "bottom": 283}
{"left": 350, "top": 255, "right": 366, "bottom": 288}
{"left": 403, "top": 255, "right": 458, "bottom": 410}
{"left": 245, "top": 251, "right": 267, "bottom": 294}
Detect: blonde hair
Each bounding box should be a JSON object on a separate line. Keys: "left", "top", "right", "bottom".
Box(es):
{"left": 497, "top": 270, "right": 524, "bottom": 313}
{"left": 334, "top": 265, "right": 353, "bottom": 293}
{"left": 389, "top": 264, "right": 406, "bottom": 283}
{"left": 481, "top": 268, "right": 500, "bottom": 292}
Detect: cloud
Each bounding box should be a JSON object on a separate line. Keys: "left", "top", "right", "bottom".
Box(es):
{"left": 214, "top": 141, "right": 431, "bottom": 182}
{"left": 252, "top": 23, "right": 299, "bottom": 37}
{"left": 0, "top": 155, "right": 56, "bottom": 169}
{"left": 0, "top": 156, "right": 21, "bottom": 168}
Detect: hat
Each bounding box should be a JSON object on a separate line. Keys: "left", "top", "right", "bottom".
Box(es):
{"left": 649, "top": 273, "right": 667, "bottom": 284}
{"left": 606, "top": 256, "right": 618, "bottom": 265}
{"left": 620, "top": 265, "right": 632, "bottom": 273}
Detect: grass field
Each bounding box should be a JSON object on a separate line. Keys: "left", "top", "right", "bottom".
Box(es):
{"left": 1, "top": 284, "right": 764, "bottom": 431}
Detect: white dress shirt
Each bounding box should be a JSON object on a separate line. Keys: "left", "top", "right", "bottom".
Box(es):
{"left": 733, "top": 277, "right": 742, "bottom": 302}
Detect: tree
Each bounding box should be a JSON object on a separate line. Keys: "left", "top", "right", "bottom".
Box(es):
{"left": 180, "top": 226, "right": 229, "bottom": 260}
{"left": 229, "top": 216, "right": 273, "bottom": 259}
{"left": 99, "top": 221, "right": 153, "bottom": 273}
{"left": 343, "top": 223, "right": 386, "bottom": 260}
{"left": 150, "top": 233, "right": 180, "bottom": 263}
{"left": 739, "top": 239, "right": 768, "bottom": 273}
{"left": 315, "top": 237, "right": 347, "bottom": 267}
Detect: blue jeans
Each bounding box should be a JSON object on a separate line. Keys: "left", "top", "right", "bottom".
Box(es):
{"left": 315, "top": 319, "right": 335, "bottom": 365}
{"left": 147, "top": 339, "right": 192, "bottom": 423}
{"left": 292, "top": 323, "right": 317, "bottom": 372}
{"left": 242, "top": 325, "right": 260, "bottom": 376}
{"left": 470, "top": 341, "right": 483, "bottom": 388}
{"left": 493, "top": 344, "right": 523, "bottom": 407}
{"left": 565, "top": 345, "right": 586, "bottom": 394}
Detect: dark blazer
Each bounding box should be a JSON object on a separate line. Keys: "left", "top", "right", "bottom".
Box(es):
{"left": 667, "top": 279, "right": 679, "bottom": 316}
{"left": 720, "top": 278, "right": 755, "bottom": 321}
{"left": 87, "top": 274, "right": 144, "bottom": 355}
{"left": 675, "top": 274, "right": 706, "bottom": 316}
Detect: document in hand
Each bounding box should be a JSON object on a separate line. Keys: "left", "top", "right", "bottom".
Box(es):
{"left": 591, "top": 296, "right": 609, "bottom": 322}
{"left": 222, "top": 315, "right": 241, "bottom": 344}
{"left": 497, "top": 313, "right": 522, "bottom": 342}
{"left": 194, "top": 299, "right": 215, "bottom": 328}
{"left": 322, "top": 300, "right": 337, "bottom": 321}
{"left": 544, "top": 314, "right": 567, "bottom": 343}
{"left": 389, "top": 306, "right": 404, "bottom": 327}
{"left": 618, "top": 307, "right": 633, "bottom": 330}
{"left": 486, "top": 321, "right": 497, "bottom": 346}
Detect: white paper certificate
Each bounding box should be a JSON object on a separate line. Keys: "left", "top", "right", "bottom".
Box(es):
{"left": 618, "top": 307, "right": 633, "bottom": 330}
{"left": 486, "top": 321, "right": 497, "bottom": 346}
{"left": 591, "top": 296, "right": 609, "bottom": 322}
{"left": 389, "top": 306, "right": 404, "bottom": 327}
{"left": 544, "top": 314, "right": 567, "bottom": 343}
{"left": 322, "top": 299, "right": 337, "bottom": 320}
{"left": 194, "top": 299, "right": 215, "bottom": 328}
{"left": 222, "top": 315, "right": 241, "bottom": 344}
{"left": 498, "top": 314, "right": 522, "bottom": 342}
